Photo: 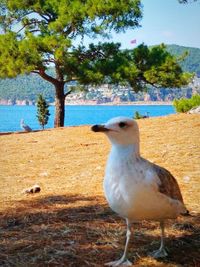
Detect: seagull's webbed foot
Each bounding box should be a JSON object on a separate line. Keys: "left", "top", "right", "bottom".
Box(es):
{"left": 149, "top": 221, "right": 168, "bottom": 259}
{"left": 105, "top": 219, "right": 133, "bottom": 266}
{"left": 105, "top": 257, "right": 132, "bottom": 266}
{"left": 149, "top": 247, "right": 168, "bottom": 259}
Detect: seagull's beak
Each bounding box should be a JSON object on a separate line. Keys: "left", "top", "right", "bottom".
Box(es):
{"left": 91, "top": 124, "right": 109, "bottom": 132}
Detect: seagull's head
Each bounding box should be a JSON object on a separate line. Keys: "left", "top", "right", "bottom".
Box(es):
{"left": 91, "top": 117, "right": 139, "bottom": 146}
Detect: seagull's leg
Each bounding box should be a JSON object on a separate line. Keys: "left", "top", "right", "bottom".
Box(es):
{"left": 105, "top": 219, "right": 132, "bottom": 266}
{"left": 150, "top": 221, "right": 168, "bottom": 258}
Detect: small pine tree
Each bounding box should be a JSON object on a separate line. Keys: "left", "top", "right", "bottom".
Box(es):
{"left": 134, "top": 111, "right": 142, "bottom": 120}
{"left": 36, "top": 94, "right": 50, "bottom": 129}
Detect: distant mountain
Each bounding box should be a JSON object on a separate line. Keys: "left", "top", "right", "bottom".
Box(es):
{"left": 0, "top": 44, "right": 200, "bottom": 104}
{"left": 166, "top": 44, "right": 200, "bottom": 76}
{"left": 0, "top": 70, "right": 56, "bottom": 104}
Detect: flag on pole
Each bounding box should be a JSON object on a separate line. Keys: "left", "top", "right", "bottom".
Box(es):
{"left": 130, "top": 39, "right": 136, "bottom": 44}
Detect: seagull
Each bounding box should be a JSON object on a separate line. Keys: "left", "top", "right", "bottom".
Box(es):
{"left": 91, "top": 117, "right": 188, "bottom": 266}
{"left": 20, "top": 119, "right": 32, "bottom": 132}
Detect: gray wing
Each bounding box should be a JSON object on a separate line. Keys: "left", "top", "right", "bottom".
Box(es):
{"left": 24, "top": 125, "right": 32, "bottom": 132}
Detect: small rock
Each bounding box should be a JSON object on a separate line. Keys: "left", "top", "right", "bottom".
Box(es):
{"left": 188, "top": 106, "right": 200, "bottom": 114}
{"left": 40, "top": 171, "right": 48, "bottom": 177}
{"left": 183, "top": 176, "right": 190, "bottom": 183}
{"left": 22, "top": 184, "right": 41, "bottom": 194}
{"left": 96, "top": 166, "right": 102, "bottom": 170}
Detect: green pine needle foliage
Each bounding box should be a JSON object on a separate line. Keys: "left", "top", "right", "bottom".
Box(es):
{"left": 36, "top": 94, "right": 50, "bottom": 129}
{"left": 173, "top": 94, "right": 200, "bottom": 113}
{"left": 134, "top": 111, "right": 142, "bottom": 119}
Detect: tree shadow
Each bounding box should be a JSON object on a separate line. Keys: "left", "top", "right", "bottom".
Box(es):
{"left": 0, "top": 194, "right": 199, "bottom": 266}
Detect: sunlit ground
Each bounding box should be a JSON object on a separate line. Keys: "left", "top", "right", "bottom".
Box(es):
{"left": 0, "top": 114, "right": 200, "bottom": 266}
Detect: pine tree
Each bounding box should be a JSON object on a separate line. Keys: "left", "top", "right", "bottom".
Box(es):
{"left": 0, "top": 0, "right": 142, "bottom": 127}
{"left": 0, "top": 1, "right": 192, "bottom": 127}
{"left": 36, "top": 94, "right": 50, "bottom": 129}
{"left": 134, "top": 111, "right": 142, "bottom": 119}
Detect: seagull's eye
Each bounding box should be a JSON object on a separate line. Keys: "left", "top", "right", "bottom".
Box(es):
{"left": 119, "top": 122, "right": 126, "bottom": 128}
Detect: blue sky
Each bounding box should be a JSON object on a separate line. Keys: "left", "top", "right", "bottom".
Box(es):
{"left": 9, "top": 0, "right": 200, "bottom": 49}
{"left": 88, "top": 0, "right": 200, "bottom": 49}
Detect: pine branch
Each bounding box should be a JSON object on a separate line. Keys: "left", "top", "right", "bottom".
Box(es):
{"left": 64, "top": 89, "right": 73, "bottom": 97}
{"left": 38, "top": 69, "right": 59, "bottom": 86}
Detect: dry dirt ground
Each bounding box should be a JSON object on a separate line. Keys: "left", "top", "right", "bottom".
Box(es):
{"left": 0, "top": 113, "right": 200, "bottom": 267}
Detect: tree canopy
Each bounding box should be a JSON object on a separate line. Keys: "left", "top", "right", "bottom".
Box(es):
{"left": 68, "top": 43, "right": 192, "bottom": 91}
{"left": 0, "top": 0, "right": 142, "bottom": 78}
{"left": 178, "top": 0, "right": 199, "bottom": 3}
{"left": 0, "top": 0, "right": 143, "bottom": 127}
{"left": 0, "top": 0, "right": 192, "bottom": 127}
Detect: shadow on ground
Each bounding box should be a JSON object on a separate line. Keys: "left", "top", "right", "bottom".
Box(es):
{"left": 0, "top": 194, "right": 200, "bottom": 267}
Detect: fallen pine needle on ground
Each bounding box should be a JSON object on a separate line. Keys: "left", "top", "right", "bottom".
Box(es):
{"left": 0, "top": 113, "right": 200, "bottom": 267}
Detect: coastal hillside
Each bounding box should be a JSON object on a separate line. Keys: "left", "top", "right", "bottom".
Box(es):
{"left": 167, "top": 44, "right": 200, "bottom": 75}
{"left": 0, "top": 44, "right": 200, "bottom": 105}
{"left": 0, "top": 114, "right": 199, "bottom": 266}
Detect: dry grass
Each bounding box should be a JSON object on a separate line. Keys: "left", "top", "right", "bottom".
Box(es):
{"left": 0, "top": 113, "right": 200, "bottom": 267}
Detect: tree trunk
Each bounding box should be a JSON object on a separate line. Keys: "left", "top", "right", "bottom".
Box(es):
{"left": 37, "top": 69, "right": 67, "bottom": 128}
{"left": 54, "top": 83, "right": 65, "bottom": 128}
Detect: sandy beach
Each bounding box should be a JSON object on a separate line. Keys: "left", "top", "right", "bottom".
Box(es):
{"left": 0, "top": 113, "right": 199, "bottom": 266}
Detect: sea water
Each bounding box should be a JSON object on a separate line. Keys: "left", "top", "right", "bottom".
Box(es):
{"left": 0, "top": 105, "right": 175, "bottom": 132}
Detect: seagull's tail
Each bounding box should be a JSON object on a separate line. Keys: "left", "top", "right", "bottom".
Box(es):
{"left": 181, "top": 209, "right": 191, "bottom": 217}
{"left": 177, "top": 201, "right": 191, "bottom": 216}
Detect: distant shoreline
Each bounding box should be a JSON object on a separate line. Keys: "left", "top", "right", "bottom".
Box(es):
{"left": 66, "top": 101, "right": 173, "bottom": 106}
{"left": 0, "top": 101, "right": 173, "bottom": 106}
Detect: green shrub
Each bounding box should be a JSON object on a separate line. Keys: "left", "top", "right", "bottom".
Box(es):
{"left": 173, "top": 94, "right": 200, "bottom": 113}
{"left": 134, "top": 111, "right": 142, "bottom": 119}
